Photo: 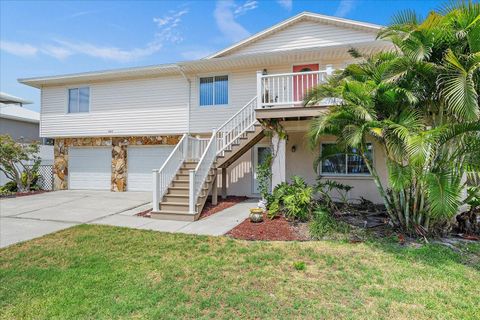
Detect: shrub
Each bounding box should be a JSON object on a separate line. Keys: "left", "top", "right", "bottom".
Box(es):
{"left": 315, "top": 179, "right": 353, "bottom": 210}
{"left": 266, "top": 176, "right": 314, "bottom": 221}
{"left": 309, "top": 207, "right": 350, "bottom": 239}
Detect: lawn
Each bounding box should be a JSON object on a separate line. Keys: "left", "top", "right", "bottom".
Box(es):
{"left": 0, "top": 225, "right": 479, "bottom": 319}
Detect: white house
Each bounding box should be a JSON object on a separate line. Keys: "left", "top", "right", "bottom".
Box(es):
{"left": 20, "top": 12, "right": 393, "bottom": 220}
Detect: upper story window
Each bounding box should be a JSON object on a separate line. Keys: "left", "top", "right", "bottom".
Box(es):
{"left": 68, "top": 87, "right": 90, "bottom": 113}
{"left": 320, "top": 143, "right": 372, "bottom": 175}
{"left": 199, "top": 75, "right": 228, "bottom": 106}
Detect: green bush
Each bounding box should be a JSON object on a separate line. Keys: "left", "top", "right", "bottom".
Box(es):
{"left": 0, "top": 181, "right": 18, "bottom": 192}
{"left": 309, "top": 207, "right": 350, "bottom": 239}
{"left": 266, "top": 176, "right": 314, "bottom": 221}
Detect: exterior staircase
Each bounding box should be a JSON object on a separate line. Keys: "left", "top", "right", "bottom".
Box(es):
{"left": 151, "top": 96, "right": 262, "bottom": 221}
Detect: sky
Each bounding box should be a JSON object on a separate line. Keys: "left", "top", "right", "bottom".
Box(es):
{"left": 1, "top": 0, "right": 444, "bottom": 112}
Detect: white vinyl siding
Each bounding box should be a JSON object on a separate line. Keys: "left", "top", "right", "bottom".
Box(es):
{"left": 225, "top": 21, "right": 377, "bottom": 57}
{"left": 68, "top": 148, "right": 111, "bottom": 190}
{"left": 127, "top": 146, "right": 175, "bottom": 191}
{"left": 41, "top": 75, "right": 188, "bottom": 137}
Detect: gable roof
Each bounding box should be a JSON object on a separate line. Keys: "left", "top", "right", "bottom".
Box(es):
{"left": 206, "top": 11, "right": 383, "bottom": 59}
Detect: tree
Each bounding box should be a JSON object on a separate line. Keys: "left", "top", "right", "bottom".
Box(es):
{"left": 0, "top": 135, "right": 41, "bottom": 192}
{"left": 306, "top": 1, "right": 480, "bottom": 235}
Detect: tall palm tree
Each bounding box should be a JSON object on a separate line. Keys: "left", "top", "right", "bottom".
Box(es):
{"left": 306, "top": 1, "right": 480, "bottom": 235}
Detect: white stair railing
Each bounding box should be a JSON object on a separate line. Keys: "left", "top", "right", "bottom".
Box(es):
{"left": 152, "top": 135, "right": 209, "bottom": 211}
{"left": 189, "top": 130, "right": 217, "bottom": 214}
{"left": 152, "top": 133, "right": 188, "bottom": 211}
{"left": 216, "top": 96, "right": 257, "bottom": 156}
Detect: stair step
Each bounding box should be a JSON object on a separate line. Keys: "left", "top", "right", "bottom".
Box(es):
{"left": 151, "top": 210, "right": 198, "bottom": 222}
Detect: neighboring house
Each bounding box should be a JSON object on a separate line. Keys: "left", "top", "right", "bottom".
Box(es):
{"left": 0, "top": 92, "right": 39, "bottom": 142}
{"left": 19, "top": 12, "right": 393, "bottom": 220}
{"left": 0, "top": 92, "right": 54, "bottom": 186}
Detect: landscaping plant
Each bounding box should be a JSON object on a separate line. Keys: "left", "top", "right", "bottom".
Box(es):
{"left": 0, "top": 135, "right": 41, "bottom": 192}
{"left": 266, "top": 176, "right": 314, "bottom": 221}
{"left": 306, "top": 1, "right": 480, "bottom": 236}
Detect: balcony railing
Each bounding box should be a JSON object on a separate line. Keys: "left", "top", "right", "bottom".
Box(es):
{"left": 256, "top": 68, "right": 334, "bottom": 108}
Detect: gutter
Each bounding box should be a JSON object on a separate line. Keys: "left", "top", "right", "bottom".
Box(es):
{"left": 176, "top": 65, "right": 191, "bottom": 134}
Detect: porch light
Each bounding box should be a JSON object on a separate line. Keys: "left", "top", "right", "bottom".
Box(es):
{"left": 291, "top": 145, "right": 296, "bottom": 153}
{"left": 262, "top": 69, "right": 268, "bottom": 75}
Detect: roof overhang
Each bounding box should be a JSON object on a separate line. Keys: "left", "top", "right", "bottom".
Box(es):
{"left": 19, "top": 40, "right": 393, "bottom": 88}
{"left": 0, "top": 92, "right": 33, "bottom": 104}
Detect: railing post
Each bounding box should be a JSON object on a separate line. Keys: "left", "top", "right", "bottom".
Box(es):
{"left": 256, "top": 70, "right": 262, "bottom": 109}
{"left": 152, "top": 170, "right": 160, "bottom": 212}
{"left": 189, "top": 169, "right": 195, "bottom": 214}
{"left": 183, "top": 134, "right": 188, "bottom": 160}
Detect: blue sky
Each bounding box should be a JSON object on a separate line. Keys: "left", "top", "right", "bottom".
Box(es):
{"left": 1, "top": 0, "right": 443, "bottom": 111}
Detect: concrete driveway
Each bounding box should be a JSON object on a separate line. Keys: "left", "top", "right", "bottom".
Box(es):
{"left": 0, "top": 190, "right": 151, "bottom": 248}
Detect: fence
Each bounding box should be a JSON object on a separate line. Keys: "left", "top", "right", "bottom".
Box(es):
{"left": 25, "top": 164, "right": 54, "bottom": 191}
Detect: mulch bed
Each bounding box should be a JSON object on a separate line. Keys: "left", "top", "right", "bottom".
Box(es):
{"left": 227, "top": 213, "right": 309, "bottom": 241}
{"left": 199, "top": 196, "right": 249, "bottom": 219}
{"left": 0, "top": 190, "right": 49, "bottom": 199}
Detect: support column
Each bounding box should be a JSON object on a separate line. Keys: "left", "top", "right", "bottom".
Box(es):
{"left": 221, "top": 167, "right": 227, "bottom": 199}
{"left": 271, "top": 133, "right": 286, "bottom": 188}
{"left": 212, "top": 170, "right": 218, "bottom": 205}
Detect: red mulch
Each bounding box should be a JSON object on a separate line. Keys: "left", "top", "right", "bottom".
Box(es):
{"left": 0, "top": 190, "right": 49, "bottom": 198}
{"left": 199, "top": 196, "right": 249, "bottom": 219}
{"left": 227, "top": 213, "right": 307, "bottom": 241}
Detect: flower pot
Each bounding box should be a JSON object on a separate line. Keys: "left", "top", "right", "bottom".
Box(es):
{"left": 249, "top": 208, "right": 264, "bottom": 223}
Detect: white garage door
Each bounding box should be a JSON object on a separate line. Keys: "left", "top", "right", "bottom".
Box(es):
{"left": 127, "top": 146, "right": 174, "bottom": 191}
{"left": 69, "top": 148, "right": 111, "bottom": 190}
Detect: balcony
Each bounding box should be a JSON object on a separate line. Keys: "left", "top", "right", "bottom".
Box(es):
{"left": 255, "top": 68, "right": 336, "bottom": 119}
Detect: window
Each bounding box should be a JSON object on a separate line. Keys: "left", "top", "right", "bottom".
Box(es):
{"left": 320, "top": 143, "right": 372, "bottom": 175}
{"left": 68, "top": 87, "right": 90, "bottom": 113}
{"left": 199, "top": 75, "right": 228, "bottom": 106}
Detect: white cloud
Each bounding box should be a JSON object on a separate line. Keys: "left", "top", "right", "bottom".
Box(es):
{"left": 276, "top": 0, "right": 292, "bottom": 11}
{"left": 0, "top": 40, "right": 38, "bottom": 57}
{"left": 214, "top": 0, "right": 252, "bottom": 43}
{"left": 41, "top": 45, "right": 73, "bottom": 60}
{"left": 335, "top": 0, "right": 357, "bottom": 18}
{"left": 181, "top": 48, "right": 214, "bottom": 60}
{"left": 53, "top": 40, "right": 161, "bottom": 62}
{"left": 233, "top": 0, "right": 258, "bottom": 16}
{"left": 0, "top": 8, "right": 189, "bottom": 63}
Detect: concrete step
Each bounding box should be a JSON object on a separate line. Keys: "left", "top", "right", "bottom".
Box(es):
{"left": 150, "top": 210, "right": 198, "bottom": 222}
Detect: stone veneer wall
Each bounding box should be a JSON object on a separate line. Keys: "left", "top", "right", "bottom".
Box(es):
{"left": 53, "top": 135, "right": 180, "bottom": 191}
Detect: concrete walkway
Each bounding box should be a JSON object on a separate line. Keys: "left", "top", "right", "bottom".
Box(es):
{"left": 0, "top": 190, "right": 151, "bottom": 248}
{"left": 1, "top": 190, "right": 255, "bottom": 248}
{"left": 92, "top": 199, "right": 256, "bottom": 236}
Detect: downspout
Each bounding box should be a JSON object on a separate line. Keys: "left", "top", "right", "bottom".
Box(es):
{"left": 177, "top": 65, "right": 191, "bottom": 134}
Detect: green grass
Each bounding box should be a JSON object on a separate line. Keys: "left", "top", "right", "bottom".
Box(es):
{"left": 1, "top": 225, "right": 479, "bottom": 319}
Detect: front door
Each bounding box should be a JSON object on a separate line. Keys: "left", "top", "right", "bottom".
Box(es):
{"left": 252, "top": 145, "right": 272, "bottom": 194}
{"left": 293, "top": 63, "right": 319, "bottom": 104}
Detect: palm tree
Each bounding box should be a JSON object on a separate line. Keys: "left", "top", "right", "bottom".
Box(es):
{"left": 306, "top": 1, "right": 480, "bottom": 235}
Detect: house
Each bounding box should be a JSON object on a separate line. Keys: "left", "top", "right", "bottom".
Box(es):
{"left": 0, "top": 92, "right": 54, "bottom": 186}
{"left": 19, "top": 12, "right": 393, "bottom": 220}
{"left": 0, "top": 92, "right": 39, "bottom": 143}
